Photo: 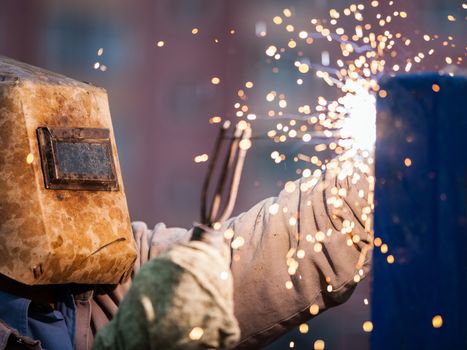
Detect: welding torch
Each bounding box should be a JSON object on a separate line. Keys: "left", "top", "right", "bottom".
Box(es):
{"left": 191, "top": 121, "right": 252, "bottom": 241}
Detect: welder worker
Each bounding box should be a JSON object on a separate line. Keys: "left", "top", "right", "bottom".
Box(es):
{"left": 0, "top": 56, "right": 372, "bottom": 350}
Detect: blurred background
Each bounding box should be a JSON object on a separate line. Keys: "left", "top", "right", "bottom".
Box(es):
{"left": 1, "top": 0, "right": 464, "bottom": 348}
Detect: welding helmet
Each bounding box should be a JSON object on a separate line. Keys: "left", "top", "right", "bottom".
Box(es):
{"left": 0, "top": 56, "right": 137, "bottom": 285}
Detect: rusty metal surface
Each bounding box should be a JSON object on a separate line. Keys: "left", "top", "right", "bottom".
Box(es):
{"left": 0, "top": 56, "right": 136, "bottom": 285}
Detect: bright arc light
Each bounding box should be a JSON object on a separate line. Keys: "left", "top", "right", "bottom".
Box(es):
{"left": 340, "top": 80, "right": 376, "bottom": 151}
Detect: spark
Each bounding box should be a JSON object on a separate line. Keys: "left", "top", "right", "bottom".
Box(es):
{"left": 156, "top": 40, "right": 165, "bottom": 47}
{"left": 299, "top": 323, "right": 309, "bottom": 333}
{"left": 194, "top": 154, "right": 209, "bottom": 163}
{"left": 299, "top": 30, "right": 308, "bottom": 39}
{"left": 202, "top": 1, "right": 462, "bottom": 342}
{"left": 273, "top": 16, "right": 283, "bottom": 25}
{"left": 140, "top": 295, "right": 156, "bottom": 322}
{"left": 314, "top": 243, "right": 323, "bottom": 253}
{"left": 432, "top": 315, "right": 443, "bottom": 328}
{"left": 288, "top": 217, "right": 297, "bottom": 226}
{"left": 223, "top": 229, "right": 235, "bottom": 239}
{"left": 315, "top": 231, "right": 325, "bottom": 241}
{"left": 298, "top": 63, "right": 310, "bottom": 73}
{"left": 266, "top": 46, "right": 277, "bottom": 56}
{"left": 256, "top": 21, "right": 267, "bottom": 37}
{"left": 363, "top": 321, "right": 373, "bottom": 332}
{"left": 231, "top": 236, "right": 245, "bottom": 249}
{"left": 314, "top": 339, "right": 325, "bottom": 350}
{"left": 209, "top": 116, "right": 222, "bottom": 124}
{"left": 26, "top": 153, "right": 34, "bottom": 164}
{"left": 189, "top": 327, "right": 204, "bottom": 340}
{"left": 310, "top": 304, "right": 320, "bottom": 315}
{"left": 239, "top": 139, "right": 252, "bottom": 150}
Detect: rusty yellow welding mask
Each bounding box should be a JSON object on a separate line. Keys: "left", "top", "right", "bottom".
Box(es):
{"left": 0, "top": 56, "right": 137, "bottom": 285}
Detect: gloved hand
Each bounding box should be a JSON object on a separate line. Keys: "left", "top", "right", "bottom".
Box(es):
{"left": 92, "top": 223, "right": 240, "bottom": 350}
{"left": 223, "top": 166, "right": 373, "bottom": 348}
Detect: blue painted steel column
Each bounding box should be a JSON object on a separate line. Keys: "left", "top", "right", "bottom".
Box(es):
{"left": 372, "top": 73, "right": 467, "bottom": 349}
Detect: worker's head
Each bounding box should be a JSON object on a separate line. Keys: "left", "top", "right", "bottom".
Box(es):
{"left": 0, "top": 56, "right": 136, "bottom": 286}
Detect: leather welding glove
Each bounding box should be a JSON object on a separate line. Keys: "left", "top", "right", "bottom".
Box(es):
{"left": 92, "top": 223, "right": 239, "bottom": 350}
{"left": 223, "top": 167, "right": 372, "bottom": 348}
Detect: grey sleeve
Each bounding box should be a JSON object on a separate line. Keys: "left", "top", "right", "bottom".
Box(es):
{"left": 224, "top": 169, "right": 373, "bottom": 348}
